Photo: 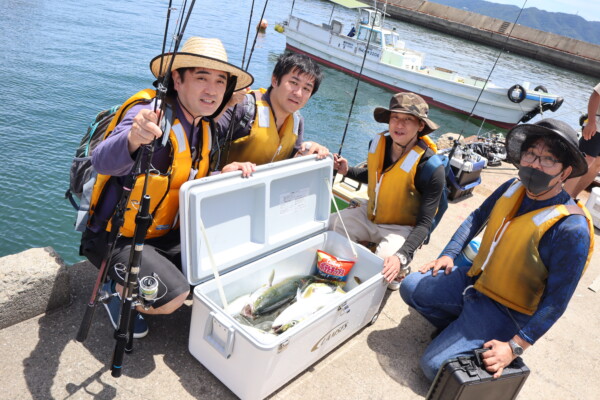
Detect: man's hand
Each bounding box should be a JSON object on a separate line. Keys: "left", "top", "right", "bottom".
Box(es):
{"left": 128, "top": 109, "right": 163, "bottom": 153}
{"left": 418, "top": 255, "right": 454, "bottom": 276}
{"left": 333, "top": 154, "right": 349, "bottom": 175}
{"left": 221, "top": 161, "right": 256, "bottom": 178}
{"left": 382, "top": 254, "right": 404, "bottom": 282}
{"left": 481, "top": 340, "right": 516, "bottom": 379}
{"left": 297, "top": 141, "right": 329, "bottom": 159}
{"left": 583, "top": 118, "right": 597, "bottom": 141}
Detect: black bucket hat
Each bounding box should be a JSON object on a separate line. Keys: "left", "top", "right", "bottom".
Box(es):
{"left": 373, "top": 92, "right": 439, "bottom": 136}
{"left": 505, "top": 118, "right": 588, "bottom": 178}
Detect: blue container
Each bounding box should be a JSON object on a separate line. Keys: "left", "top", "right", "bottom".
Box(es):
{"left": 454, "top": 238, "right": 481, "bottom": 268}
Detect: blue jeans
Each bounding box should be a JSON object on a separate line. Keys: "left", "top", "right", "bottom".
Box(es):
{"left": 400, "top": 266, "right": 532, "bottom": 381}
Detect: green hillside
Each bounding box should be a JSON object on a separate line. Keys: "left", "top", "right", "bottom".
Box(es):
{"left": 430, "top": 0, "right": 600, "bottom": 45}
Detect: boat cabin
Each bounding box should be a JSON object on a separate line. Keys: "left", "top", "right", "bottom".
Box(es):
{"left": 353, "top": 8, "right": 406, "bottom": 52}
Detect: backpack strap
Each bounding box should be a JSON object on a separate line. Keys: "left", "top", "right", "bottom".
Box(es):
{"left": 239, "top": 93, "right": 256, "bottom": 129}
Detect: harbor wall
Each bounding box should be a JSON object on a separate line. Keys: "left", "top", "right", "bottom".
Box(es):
{"left": 379, "top": 0, "right": 600, "bottom": 77}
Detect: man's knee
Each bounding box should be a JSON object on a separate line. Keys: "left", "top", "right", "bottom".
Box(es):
{"left": 399, "top": 272, "right": 423, "bottom": 307}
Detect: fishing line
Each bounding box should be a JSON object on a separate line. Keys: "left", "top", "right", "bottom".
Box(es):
{"left": 242, "top": 0, "right": 256, "bottom": 68}
{"left": 336, "top": 0, "right": 380, "bottom": 157}
{"left": 158, "top": 0, "right": 175, "bottom": 80}
{"left": 457, "top": 0, "right": 529, "bottom": 140}
{"left": 143, "top": 0, "right": 197, "bottom": 196}
{"left": 244, "top": 0, "right": 271, "bottom": 71}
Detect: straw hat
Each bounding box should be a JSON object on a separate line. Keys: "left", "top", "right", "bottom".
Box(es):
{"left": 373, "top": 92, "right": 439, "bottom": 136}
{"left": 505, "top": 118, "right": 588, "bottom": 178}
{"left": 149, "top": 37, "right": 253, "bottom": 90}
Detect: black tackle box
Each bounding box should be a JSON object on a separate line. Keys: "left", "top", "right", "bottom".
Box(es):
{"left": 426, "top": 349, "right": 530, "bottom": 400}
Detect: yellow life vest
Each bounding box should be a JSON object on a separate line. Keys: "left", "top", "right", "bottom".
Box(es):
{"left": 467, "top": 181, "right": 594, "bottom": 315}
{"left": 367, "top": 134, "right": 432, "bottom": 225}
{"left": 223, "top": 88, "right": 300, "bottom": 165}
{"left": 88, "top": 89, "right": 211, "bottom": 239}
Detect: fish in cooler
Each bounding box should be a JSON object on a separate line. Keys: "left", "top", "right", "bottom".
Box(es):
{"left": 271, "top": 282, "right": 346, "bottom": 334}
{"left": 241, "top": 274, "right": 316, "bottom": 318}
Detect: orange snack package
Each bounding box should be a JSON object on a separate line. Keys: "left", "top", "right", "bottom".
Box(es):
{"left": 315, "top": 250, "right": 356, "bottom": 287}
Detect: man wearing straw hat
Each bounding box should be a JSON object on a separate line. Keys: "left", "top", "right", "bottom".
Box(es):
{"left": 401, "top": 119, "right": 594, "bottom": 382}
{"left": 331, "top": 92, "right": 446, "bottom": 291}
{"left": 213, "top": 52, "right": 329, "bottom": 168}
{"left": 80, "top": 37, "right": 255, "bottom": 338}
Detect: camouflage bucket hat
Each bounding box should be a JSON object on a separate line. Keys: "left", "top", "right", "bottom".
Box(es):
{"left": 373, "top": 92, "right": 439, "bottom": 136}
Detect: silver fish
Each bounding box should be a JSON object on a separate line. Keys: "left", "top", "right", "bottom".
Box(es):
{"left": 271, "top": 283, "right": 345, "bottom": 334}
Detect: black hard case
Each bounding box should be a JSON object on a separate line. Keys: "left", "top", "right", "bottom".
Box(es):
{"left": 426, "top": 351, "right": 530, "bottom": 400}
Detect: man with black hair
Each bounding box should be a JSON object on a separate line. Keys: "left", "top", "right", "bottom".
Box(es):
{"left": 401, "top": 118, "right": 594, "bottom": 381}
{"left": 214, "top": 52, "right": 329, "bottom": 167}
{"left": 80, "top": 37, "right": 256, "bottom": 338}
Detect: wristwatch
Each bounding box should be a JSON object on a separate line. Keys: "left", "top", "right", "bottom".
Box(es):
{"left": 395, "top": 252, "right": 410, "bottom": 276}
{"left": 508, "top": 339, "right": 524, "bottom": 356}
{"left": 395, "top": 252, "right": 408, "bottom": 266}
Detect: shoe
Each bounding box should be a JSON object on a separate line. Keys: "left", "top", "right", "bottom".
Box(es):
{"left": 102, "top": 281, "right": 149, "bottom": 339}
{"left": 387, "top": 279, "right": 401, "bottom": 291}
{"left": 387, "top": 266, "right": 411, "bottom": 291}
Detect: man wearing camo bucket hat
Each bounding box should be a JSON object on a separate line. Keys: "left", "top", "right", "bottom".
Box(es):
{"left": 79, "top": 37, "right": 256, "bottom": 339}
{"left": 331, "top": 92, "right": 447, "bottom": 291}
{"left": 401, "top": 118, "right": 594, "bottom": 382}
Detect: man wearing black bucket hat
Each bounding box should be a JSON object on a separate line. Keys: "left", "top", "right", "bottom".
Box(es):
{"left": 80, "top": 37, "right": 256, "bottom": 338}
{"left": 330, "top": 92, "right": 446, "bottom": 291}
{"left": 400, "top": 118, "right": 594, "bottom": 381}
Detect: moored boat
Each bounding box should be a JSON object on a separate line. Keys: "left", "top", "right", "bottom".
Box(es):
{"left": 283, "top": 0, "right": 563, "bottom": 129}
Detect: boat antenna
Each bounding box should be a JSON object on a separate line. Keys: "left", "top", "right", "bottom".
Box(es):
{"left": 337, "top": 3, "right": 380, "bottom": 157}
{"left": 456, "top": 0, "right": 528, "bottom": 142}
{"left": 244, "top": 0, "right": 271, "bottom": 71}
{"left": 290, "top": 0, "right": 296, "bottom": 15}
{"left": 242, "top": 0, "right": 256, "bottom": 68}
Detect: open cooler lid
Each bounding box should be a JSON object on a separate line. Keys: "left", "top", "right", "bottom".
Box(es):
{"left": 179, "top": 155, "right": 334, "bottom": 286}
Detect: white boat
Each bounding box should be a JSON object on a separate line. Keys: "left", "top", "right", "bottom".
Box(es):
{"left": 284, "top": 0, "right": 563, "bottom": 129}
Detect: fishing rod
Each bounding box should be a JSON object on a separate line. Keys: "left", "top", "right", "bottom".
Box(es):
{"left": 213, "top": 0, "right": 271, "bottom": 170}
{"left": 244, "top": 0, "right": 271, "bottom": 70}
{"left": 450, "top": 0, "right": 529, "bottom": 160}
{"left": 241, "top": 0, "right": 256, "bottom": 68}
{"left": 75, "top": 0, "right": 195, "bottom": 376}
{"left": 75, "top": 0, "right": 178, "bottom": 343}
{"left": 336, "top": 1, "right": 380, "bottom": 158}
{"left": 110, "top": 0, "right": 197, "bottom": 378}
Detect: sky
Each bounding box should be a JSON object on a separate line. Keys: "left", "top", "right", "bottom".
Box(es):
{"left": 488, "top": 0, "right": 600, "bottom": 21}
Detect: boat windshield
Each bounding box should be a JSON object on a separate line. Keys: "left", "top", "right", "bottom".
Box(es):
{"left": 357, "top": 27, "right": 382, "bottom": 45}
{"left": 384, "top": 31, "right": 400, "bottom": 47}
{"left": 359, "top": 9, "right": 382, "bottom": 28}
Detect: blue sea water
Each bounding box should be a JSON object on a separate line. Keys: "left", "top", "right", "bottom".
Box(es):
{"left": 0, "top": 0, "right": 596, "bottom": 264}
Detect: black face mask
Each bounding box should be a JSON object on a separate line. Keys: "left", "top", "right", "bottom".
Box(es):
{"left": 518, "top": 166, "right": 563, "bottom": 195}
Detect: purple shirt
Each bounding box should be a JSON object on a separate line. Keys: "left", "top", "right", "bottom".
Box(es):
{"left": 89, "top": 95, "right": 202, "bottom": 231}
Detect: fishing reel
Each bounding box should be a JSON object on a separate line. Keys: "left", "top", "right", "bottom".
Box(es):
{"left": 113, "top": 263, "right": 167, "bottom": 308}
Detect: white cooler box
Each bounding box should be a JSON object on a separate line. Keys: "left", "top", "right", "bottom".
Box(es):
{"left": 179, "top": 155, "right": 387, "bottom": 400}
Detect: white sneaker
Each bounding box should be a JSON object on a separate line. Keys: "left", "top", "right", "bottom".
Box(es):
{"left": 387, "top": 266, "right": 411, "bottom": 291}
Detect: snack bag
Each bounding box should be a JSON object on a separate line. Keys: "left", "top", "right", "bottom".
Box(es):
{"left": 315, "top": 250, "right": 355, "bottom": 286}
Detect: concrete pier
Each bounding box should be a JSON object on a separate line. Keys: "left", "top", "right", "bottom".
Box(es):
{"left": 381, "top": 0, "right": 600, "bottom": 77}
